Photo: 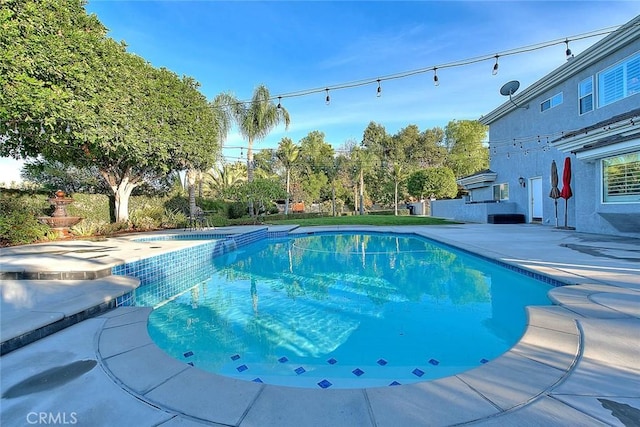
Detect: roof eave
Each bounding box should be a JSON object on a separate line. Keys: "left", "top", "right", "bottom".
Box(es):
{"left": 479, "top": 17, "right": 640, "bottom": 125}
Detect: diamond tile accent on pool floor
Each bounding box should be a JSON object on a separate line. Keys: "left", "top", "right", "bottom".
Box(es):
{"left": 294, "top": 366, "right": 306, "bottom": 375}
{"left": 389, "top": 381, "right": 401, "bottom": 386}
{"left": 236, "top": 364, "right": 248, "bottom": 372}
{"left": 352, "top": 368, "right": 365, "bottom": 377}
{"left": 377, "top": 358, "right": 388, "bottom": 366}
{"left": 278, "top": 356, "right": 288, "bottom": 363}
{"left": 252, "top": 378, "right": 263, "bottom": 383}
{"left": 317, "top": 379, "right": 332, "bottom": 389}
{"left": 480, "top": 358, "right": 489, "bottom": 364}
{"left": 429, "top": 358, "right": 440, "bottom": 366}
{"left": 412, "top": 368, "right": 425, "bottom": 377}
{"left": 327, "top": 358, "right": 337, "bottom": 365}
{"left": 183, "top": 351, "right": 194, "bottom": 358}
{"left": 230, "top": 354, "right": 240, "bottom": 361}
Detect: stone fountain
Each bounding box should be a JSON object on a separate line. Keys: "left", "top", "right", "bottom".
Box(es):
{"left": 39, "top": 190, "right": 82, "bottom": 237}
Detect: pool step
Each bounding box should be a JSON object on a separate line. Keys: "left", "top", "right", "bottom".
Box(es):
{"left": 0, "top": 275, "right": 140, "bottom": 355}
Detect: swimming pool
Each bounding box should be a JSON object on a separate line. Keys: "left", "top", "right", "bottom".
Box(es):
{"left": 146, "top": 232, "right": 554, "bottom": 389}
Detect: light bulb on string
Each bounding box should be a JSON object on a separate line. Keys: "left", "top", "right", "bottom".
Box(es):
{"left": 492, "top": 55, "right": 499, "bottom": 75}
{"left": 376, "top": 79, "right": 382, "bottom": 97}
{"left": 325, "top": 88, "right": 330, "bottom": 105}
{"left": 433, "top": 68, "right": 439, "bottom": 86}
{"left": 277, "top": 96, "right": 282, "bottom": 109}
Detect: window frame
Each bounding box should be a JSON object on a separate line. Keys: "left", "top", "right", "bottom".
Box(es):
{"left": 578, "top": 76, "right": 594, "bottom": 115}
{"left": 493, "top": 183, "right": 509, "bottom": 201}
{"left": 597, "top": 52, "right": 640, "bottom": 108}
{"left": 601, "top": 151, "right": 640, "bottom": 204}
{"left": 540, "top": 92, "right": 563, "bottom": 112}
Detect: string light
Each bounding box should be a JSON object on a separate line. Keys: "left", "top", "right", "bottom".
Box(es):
{"left": 433, "top": 67, "right": 439, "bottom": 87}
{"left": 492, "top": 55, "right": 499, "bottom": 75}
{"left": 325, "top": 88, "right": 330, "bottom": 105}
{"left": 276, "top": 96, "right": 282, "bottom": 109}
{"left": 565, "top": 39, "right": 572, "bottom": 59}
{"left": 376, "top": 79, "right": 382, "bottom": 97}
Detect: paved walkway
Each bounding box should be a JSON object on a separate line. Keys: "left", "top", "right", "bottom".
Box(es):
{"left": 1, "top": 224, "right": 639, "bottom": 426}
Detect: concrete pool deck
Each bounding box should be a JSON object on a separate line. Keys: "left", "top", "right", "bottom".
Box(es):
{"left": 1, "top": 223, "right": 639, "bottom": 426}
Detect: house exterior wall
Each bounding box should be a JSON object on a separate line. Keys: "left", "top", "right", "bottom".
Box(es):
{"left": 438, "top": 18, "right": 640, "bottom": 238}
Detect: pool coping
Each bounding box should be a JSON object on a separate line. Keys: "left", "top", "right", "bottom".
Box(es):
{"left": 94, "top": 226, "right": 638, "bottom": 426}
{"left": 2, "top": 224, "right": 639, "bottom": 425}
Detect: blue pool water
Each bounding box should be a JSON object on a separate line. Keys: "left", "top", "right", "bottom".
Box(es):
{"left": 147, "top": 232, "right": 553, "bottom": 389}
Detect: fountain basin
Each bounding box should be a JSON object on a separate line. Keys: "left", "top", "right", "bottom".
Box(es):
{"left": 38, "top": 216, "right": 83, "bottom": 237}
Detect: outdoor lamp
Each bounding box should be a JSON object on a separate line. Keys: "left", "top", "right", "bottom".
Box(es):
{"left": 518, "top": 176, "right": 526, "bottom": 187}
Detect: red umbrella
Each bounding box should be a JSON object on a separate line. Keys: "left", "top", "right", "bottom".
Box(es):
{"left": 549, "top": 160, "right": 561, "bottom": 227}
{"left": 560, "top": 156, "right": 572, "bottom": 228}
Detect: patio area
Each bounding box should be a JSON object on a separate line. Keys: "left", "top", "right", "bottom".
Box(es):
{"left": 1, "top": 223, "right": 639, "bottom": 426}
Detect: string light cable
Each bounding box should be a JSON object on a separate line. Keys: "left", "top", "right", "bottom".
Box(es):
{"left": 221, "top": 23, "right": 629, "bottom": 108}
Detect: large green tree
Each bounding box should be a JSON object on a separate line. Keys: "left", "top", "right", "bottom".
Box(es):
{"left": 1, "top": 0, "right": 227, "bottom": 222}
{"left": 407, "top": 167, "right": 458, "bottom": 200}
{"left": 444, "top": 120, "right": 489, "bottom": 178}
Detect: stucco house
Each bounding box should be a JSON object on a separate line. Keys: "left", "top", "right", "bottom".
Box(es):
{"left": 432, "top": 15, "right": 639, "bottom": 238}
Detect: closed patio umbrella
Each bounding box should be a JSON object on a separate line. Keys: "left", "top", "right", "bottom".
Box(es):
{"left": 549, "top": 160, "right": 561, "bottom": 227}
{"left": 560, "top": 156, "right": 573, "bottom": 228}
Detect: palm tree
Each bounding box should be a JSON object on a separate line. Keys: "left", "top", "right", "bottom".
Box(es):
{"left": 230, "top": 85, "right": 290, "bottom": 184}
{"left": 276, "top": 137, "right": 299, "bottom": 215}
{"left": 205, "top": 162, "right": 246, "bottom": 198}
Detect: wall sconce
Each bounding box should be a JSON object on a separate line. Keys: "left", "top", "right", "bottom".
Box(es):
{"left": 518, "top": 177, "right": 526, "bottom": 187}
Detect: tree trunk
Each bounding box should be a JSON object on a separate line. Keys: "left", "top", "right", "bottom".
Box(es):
{"left": 114, "top": 184, "right": 134, "bottom": 224}
{"left": 354, "top": 185, "right": 358, "bottom": 213}
{"left": 285, "top": 168, "right": 290, "bottom": 215}
{"left": 394, "top": 180, "right": 399, "bottom": 216}
{"left": 187, "top": 169, "right": 198, "bottom": 219}
{"left": 100, "top": 169, "right": 137, "bottom": 223}
{"left": 359, "top": 169, "right": 365, "bottom": 215}
{"left": 332, "top": 184, "right": 336, "bottom": 217}
{"left": 247, "top": 137, "right": 255, "bottom": 216}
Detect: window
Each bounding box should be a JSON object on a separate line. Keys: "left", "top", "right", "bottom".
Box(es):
{"left": 579, "top": 77, "right": 593, "bottom": 114}
{"left": 602, "top": 152, "right": 640, "bottom": 203}
{"left": 493, "top": 183, "right": 509, "bottom": 201}
{"left": 540, "top": 92, "right": 563, "bottom": 112}
{"left": 598, "top": 52, "right": 640, "bottom": 107}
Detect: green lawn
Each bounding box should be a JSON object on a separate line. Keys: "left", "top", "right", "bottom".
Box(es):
{"left": 264, "top": 215, "right": 458, "bottom": 227}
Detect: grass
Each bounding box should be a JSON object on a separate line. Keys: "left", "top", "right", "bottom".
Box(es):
{"left": 265, "top": 215, "right": 458, "bottom": 227}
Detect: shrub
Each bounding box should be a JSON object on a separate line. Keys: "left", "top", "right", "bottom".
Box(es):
{"left": 101, "top": 221, "right": 131, "bottom": 236}
{"left": 70, "top": 219, "right": 107, "bottom": 237}
{"left": 161, "top": 209, "right": 189, "bottom": 229}
{"left": 227, "top": 201, "right": 248, "bottom": 219}
{"left": 0, "top": 196, "right": 55, "bottom": 246}
{"left": 204, "top": 214, "right": 230, "bottom": 227}
{"left": 66, "top": 193, "right": 110, "bottom": 222}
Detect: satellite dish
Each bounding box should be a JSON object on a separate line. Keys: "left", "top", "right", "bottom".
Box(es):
{"left": 500, "top": 80, "right": 529, "bottom": 109}
{"left": 500, "top": 80, "right": 520, "bottom": 96}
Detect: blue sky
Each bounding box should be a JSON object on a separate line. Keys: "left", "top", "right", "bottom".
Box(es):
{"left": 2, "top": 1, "right": 639, "bottom": 183}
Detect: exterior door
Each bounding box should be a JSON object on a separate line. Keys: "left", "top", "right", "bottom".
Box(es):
{"left": 529, "top": 176, "right": 543, "bottom": 223}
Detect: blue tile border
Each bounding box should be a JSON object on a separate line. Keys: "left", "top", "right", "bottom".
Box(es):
{"left": 112, "top": 228, "right": 268, "bottom": 307}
